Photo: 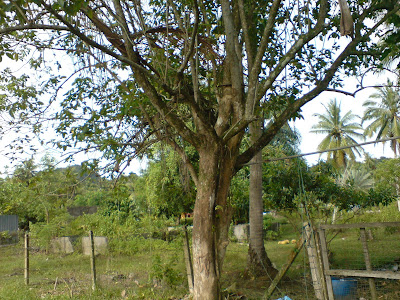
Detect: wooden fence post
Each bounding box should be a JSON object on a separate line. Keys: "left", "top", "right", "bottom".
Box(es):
{"left": 318, "top": 228, "right": 335, "bottom": 300}
{"left": 183, "top": 226, "right": 194, "bottom": 294}
{"left": 24, "top": 233, "right": 29, "bottom": 286}
{"left": 360, "top": 228, "right": 377, "bottom": 300}
{"left": 303, "top": 222, "right": 325, "bottom": 300}
{"left": 314, "top": 230, "right": 328, "bottom": 299}
{"left": 264, "top": 237, "right": 305, "bottom": 299}
{"left": 89, "top": 230, "right": 96, "bottom": 291}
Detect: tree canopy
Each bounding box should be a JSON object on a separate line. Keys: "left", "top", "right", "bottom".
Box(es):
{"left": 1, "top": 1, "right": 397, "bottom": 172}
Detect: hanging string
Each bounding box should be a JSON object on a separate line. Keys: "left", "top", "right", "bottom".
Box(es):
{"left": 297, "top": 158, "right": 312, "bottom": 299}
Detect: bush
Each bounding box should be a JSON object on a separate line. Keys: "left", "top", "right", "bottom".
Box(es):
{"left": 150, "top": 254, "right": 184, "bottom": 287}
{"left": 264, "top": 230, "right": 280, "bottom": 240}
{"left": 344, "top": 202, "right": 400, "bottom": 224}
{"left": 0, "top": 231, "right": 15, "bottom": 245}
{"left": 108, "top": 237, "right": 140, "bottom": 255}
{"left": 29, "top": 209, "right": 182, "bottom": 255}
{"left": 29, "top": 213, "right": 74, "bottom": 250}
{"left": 263, "top": 214, "right": 284, "bottom": 240}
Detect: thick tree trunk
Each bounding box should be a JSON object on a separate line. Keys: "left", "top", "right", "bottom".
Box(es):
{"left": 247, "top": 121, "right": 277, "bottom": 277}
{"left": 215, "top": 138, "right": 241, "bottom": 273}
{"left": 192, "top": 142, "right": 234, "bottom": 299}
{"left": 192, "top": 139, "right": 239, "bottom": 299}
{"left": 192, "top": 146, "right": 220, "bottom": 299}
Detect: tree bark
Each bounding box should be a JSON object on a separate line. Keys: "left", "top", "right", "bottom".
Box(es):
{"left": 247, "top": 120, "right": 277, "bottom": 277}
{"left": 192, "top": 144, "right": 221, "bottom": 299}
{"left": 192, "top": 135, "right": 241, "bottom": 299}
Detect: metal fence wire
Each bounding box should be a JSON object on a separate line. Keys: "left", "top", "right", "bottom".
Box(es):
{"left": 319, "top": 222, "right": 400, "bottom": 300}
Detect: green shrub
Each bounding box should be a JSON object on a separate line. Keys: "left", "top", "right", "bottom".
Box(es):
{"left": 0, "top": 231, "right": 12, "bottom": 243}
{"left": 344, "top": 202, "right": 400, "bottom": 224}
{"left": 29, "top": 214, "right": 74, "bottom": 249}
{"left": 30, "top": 208, "right": 181, "bottom": 254}
{"left": 264, "top": 230, "right": 280, "bottom": 240}
{"left": 108, "top": 237, "right": 140, "bottom": 255}
{"left": 263, "top": 214, "right": 283, "bottom": 240}
{"left": 150, "top": 254, "right": 183, "bottom": 287}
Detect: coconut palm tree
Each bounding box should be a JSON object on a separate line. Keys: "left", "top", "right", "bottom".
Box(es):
{"left": 311, "top": 99, "right": 364, "bottom": 168}
{"left": 363, "top": 80, "right": 400, "bottom": 211}
{"left": 248, "top": 120, "right": 275, "bottom": 277}
{"left": 362, "top": 80, "right": 400, "bottom": 156}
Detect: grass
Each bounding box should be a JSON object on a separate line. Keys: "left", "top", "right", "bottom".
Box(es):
{"left": 0, "top": 238, "right": 188, "bottom": 299}
{"left": 0, "top": 230, "right": 312, "bottom": 300}
{"left": 327, "top": 227, "right": 400, "bottom": 270}
{"left": 1, "top": 219, "right": 399, "bottom": 299}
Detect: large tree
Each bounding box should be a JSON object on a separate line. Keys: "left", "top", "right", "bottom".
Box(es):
{"left": 1, "top": 1, "right": 399, "bottom": 298}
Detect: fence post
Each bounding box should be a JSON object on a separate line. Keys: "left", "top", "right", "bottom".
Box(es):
{"left": 24, "top": 233, "right": 29, "bottom": 286}
{"left": 318, "top": 228, "right": 334, "bottom": 300}
{"left": 183, "top": 226, "right": 194, "bottom": 294}
{"left": 360, "top": 228, "right": 377, "bottom": 300}
{"left": 89, "top": 230, "right": 96, "bottom": 291}
{"left": 314, "top": 230, "right": 328, "bottom": 299}
{"left": 264, "top": 237, "right": 305, "bottom": 299}
{"left": 303, "top": 222, "right": 325, "bottom": 300}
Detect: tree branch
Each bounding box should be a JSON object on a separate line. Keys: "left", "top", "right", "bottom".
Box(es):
{"left": 167, "top": 0, "right": 184, "bottom": 29}
{"left": 237, "top": 0, "right": 254, "bottom": 69}
{"left": 245, "top": 0, "right": 282, "bottom": 117}
{"left": 220, "top": 0, "right": 244, "bottom": 104}
{"left": 236, "top": 1, "right": 399, "bottom": 169}
{"left": 0, "top": 24, "right": 69, "bottom": 35}
{"left": 112, "top": 0, "right": 136, "bottom": 60}
{"left": 177, "top": 0, "right": 199, "bottom": 74}
{"left": 326, "top": 85, "right": 400, "bottom": 97}
{"left": 256, "top": 0, "right": 328, "bottom": 102}
{"left": 164, "top": 136, "right": 199, "bottom": 187}
{"left": 222, "top": 117, "right": 257, "bottom": 143}
{"left": 35, "top": 0, "right": 201, "bottom": 148}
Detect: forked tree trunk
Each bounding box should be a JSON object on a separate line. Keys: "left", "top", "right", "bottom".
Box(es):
{"left": 247, "top": 121, "right": 277, "bottom": 277}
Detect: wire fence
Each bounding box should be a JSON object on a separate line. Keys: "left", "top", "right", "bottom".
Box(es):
{"left": 0, "top": 225, "right": 319, "bottom": 299}
{"left": 321, "top": 223, "right": 400, "bottom": 300}
{"left": 1, "top": 222, "right": 398, "bottom": 299}
{"left": 0, "top": 228, "right": 190, "bottom": 299}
